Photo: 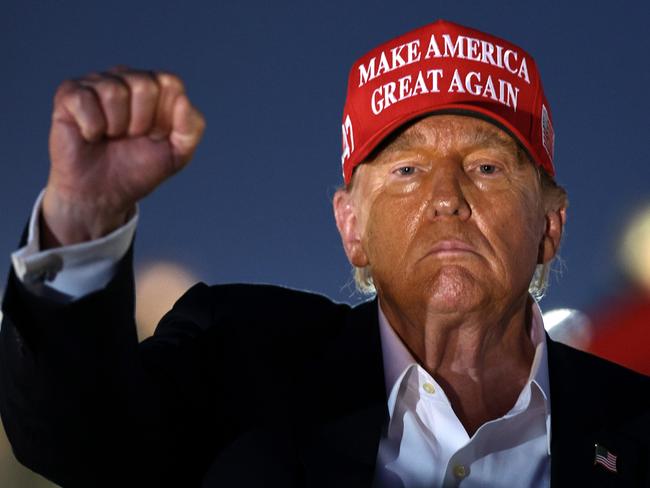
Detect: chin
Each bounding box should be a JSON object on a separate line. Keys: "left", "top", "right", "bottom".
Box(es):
{"left": 422, "top": 265, "right": 486, "bottom": 314}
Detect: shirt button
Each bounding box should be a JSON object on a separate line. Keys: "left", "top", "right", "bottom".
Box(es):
{"left": 453, "top": 464, "right": 468, "bottom": 479}
{"left": 422, "top": 382, "right": 436, "bottom": 394}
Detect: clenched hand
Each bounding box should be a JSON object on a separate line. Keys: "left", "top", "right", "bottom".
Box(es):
{"left": 42, "top": 67, "right": 205, "bottom": 247}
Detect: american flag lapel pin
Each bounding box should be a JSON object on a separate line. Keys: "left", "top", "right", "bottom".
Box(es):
{"left": 594, "top": 443, "right": 618, "bottom": 473}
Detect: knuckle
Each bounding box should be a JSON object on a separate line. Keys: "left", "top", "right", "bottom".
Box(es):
{"left": 158, "top": 72, "right": 185, "bottom": 93}
{"left": 69, "top": 87, "right": 95, "bottom": 110}
{"left": 130, "top": 76, "right": 159, "bottom": 99}
{"left": 99, "top": 79, "right": 128, "bottom": 102}
{"left": 54, "top": 80, "right": 77, "bottom": 100}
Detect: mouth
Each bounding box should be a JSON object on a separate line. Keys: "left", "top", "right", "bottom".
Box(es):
{"left": 425, "top": 239, "right": 480, "bottom": 258}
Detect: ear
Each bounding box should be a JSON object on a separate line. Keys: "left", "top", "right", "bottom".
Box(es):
{"left": 333, "top": 189, "right": 369, "bottom": 267}
{"left": 539, "top": 206, "right": 567, "bottom": 264}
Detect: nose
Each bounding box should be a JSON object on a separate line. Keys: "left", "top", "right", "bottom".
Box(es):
{"left": 427, "top": 162, "right": 471, "bottom": 220}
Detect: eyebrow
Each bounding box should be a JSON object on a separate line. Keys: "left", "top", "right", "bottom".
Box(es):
{"left": 462, "top": 125, "right": 520, "bottom": 153}
{"left": 466, "top": 127, "right": 530, "bottom": 165}
{"left": 377, "top": 130, "right": 427, "bottom": 156}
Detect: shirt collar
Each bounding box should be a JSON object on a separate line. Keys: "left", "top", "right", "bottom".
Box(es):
{"left": 528, "top": 298, "right": 551, "bottom": 407}
{"left": 378, "top": 297, "right": 552, "bottom": 449}
{"left": 378, "top": 304, "right": 417, "bottom": 396}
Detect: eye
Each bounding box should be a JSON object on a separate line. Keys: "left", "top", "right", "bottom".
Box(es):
{"left": 478, "top": 163, "right": 498, "bottom": 175}
{"left": 395, "top": 166, "right": 416, "bottom": 176}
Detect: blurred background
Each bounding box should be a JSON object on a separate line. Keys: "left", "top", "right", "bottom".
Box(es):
{"left": 1, "top": 0, "right": 649, "bottom": 485}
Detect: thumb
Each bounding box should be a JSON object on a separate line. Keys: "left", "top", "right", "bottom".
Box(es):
{"left": 169, "top": 93, "right": 206, "bottom": 171}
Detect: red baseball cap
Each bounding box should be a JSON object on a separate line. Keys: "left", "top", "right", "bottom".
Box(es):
{"left": 340, "top": 19, "right": 555, "bottom": 184}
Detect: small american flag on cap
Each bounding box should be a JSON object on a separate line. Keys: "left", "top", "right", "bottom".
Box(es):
{"left": 594, "top": 443, "right": 618, "bottom": 473}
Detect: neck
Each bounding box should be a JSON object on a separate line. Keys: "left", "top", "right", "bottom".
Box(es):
{"left": 380, "top": 294, "right": 536, "bottom": 436}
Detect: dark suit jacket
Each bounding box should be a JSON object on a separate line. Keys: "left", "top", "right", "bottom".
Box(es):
{"left": 1, "top": 249, "right": 649, "bottom": 487}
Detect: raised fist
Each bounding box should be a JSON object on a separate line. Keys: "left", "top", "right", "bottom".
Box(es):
{"left": 42, "top": 68, "right": 205, "bottom": 247}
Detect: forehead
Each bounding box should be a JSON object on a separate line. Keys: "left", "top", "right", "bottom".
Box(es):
{"left": 372, "top": 114, "right": 522, "bottom": 159}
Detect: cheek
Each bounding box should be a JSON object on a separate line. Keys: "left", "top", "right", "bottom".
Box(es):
{"left": 502, "top": 198, "right": 545, "bottom": 270}
{"left": 481, "top": 192, "right": 545, "bottom": 272}
{"left": 519, "top": 194, "right": 547, "bottom": 244}
{"left": 362, "top": 192, "right": 423, "bottom": 268}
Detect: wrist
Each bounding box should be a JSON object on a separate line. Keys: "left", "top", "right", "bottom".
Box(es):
{"left": 41, "top": 188, "right": 133, "bottom": 248}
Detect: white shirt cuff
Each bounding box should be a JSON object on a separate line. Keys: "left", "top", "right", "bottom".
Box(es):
{"left": 11, "top": 190, "right": 138, "bottom": 300}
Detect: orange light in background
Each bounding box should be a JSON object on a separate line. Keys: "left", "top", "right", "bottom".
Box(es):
{"left": 135, "top": 261, "right": 197, "bottom": 341}
{"left": 586, "top": 202, "right": 650, "bottom": 376}
{"left": 620, "top": 204, "right": 650, "bottom": 292}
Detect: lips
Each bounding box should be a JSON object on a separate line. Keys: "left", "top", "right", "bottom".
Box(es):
{"left": 426, "top": 239, "right": 480, "bottom": 257}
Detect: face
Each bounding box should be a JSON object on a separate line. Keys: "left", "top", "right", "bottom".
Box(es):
{"left": 334, "top": 115, "right": 564, "bottom": 320}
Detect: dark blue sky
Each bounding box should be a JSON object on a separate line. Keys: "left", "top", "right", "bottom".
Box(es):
{"left": 2, "top": 0, "right": 649, "bottom": 312}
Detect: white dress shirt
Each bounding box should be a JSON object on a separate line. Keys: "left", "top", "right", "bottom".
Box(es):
{"left": 375, "top": 304, "right": 551, "bottom": 487}
{"left": 12, "top": 192, "right": 552, "bottom": 488}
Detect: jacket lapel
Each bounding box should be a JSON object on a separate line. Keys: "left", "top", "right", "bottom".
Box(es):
{"left": 296, "top": 298, "right": 387, "bottom": 487}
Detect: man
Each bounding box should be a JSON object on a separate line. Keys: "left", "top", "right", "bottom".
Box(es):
{"left": 1, "top": 19, "right": 649, "bottom": 488}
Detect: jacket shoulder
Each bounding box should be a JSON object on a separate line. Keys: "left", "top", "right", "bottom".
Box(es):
{"left": 550, "top": 339, "right": 650, "bottom": 390}
{"left": 548, "top": 338, "right": 650, "bottom": 435}
{"left": 148, "top": 283, "right": 361, "bottom": 363}
{"left": 160, "top": 282, "right": 352, "bottom": 331}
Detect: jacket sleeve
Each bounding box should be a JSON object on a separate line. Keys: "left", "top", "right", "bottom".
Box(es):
{"left": 0, "top": 246, "right": 226, "bottom": 487}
